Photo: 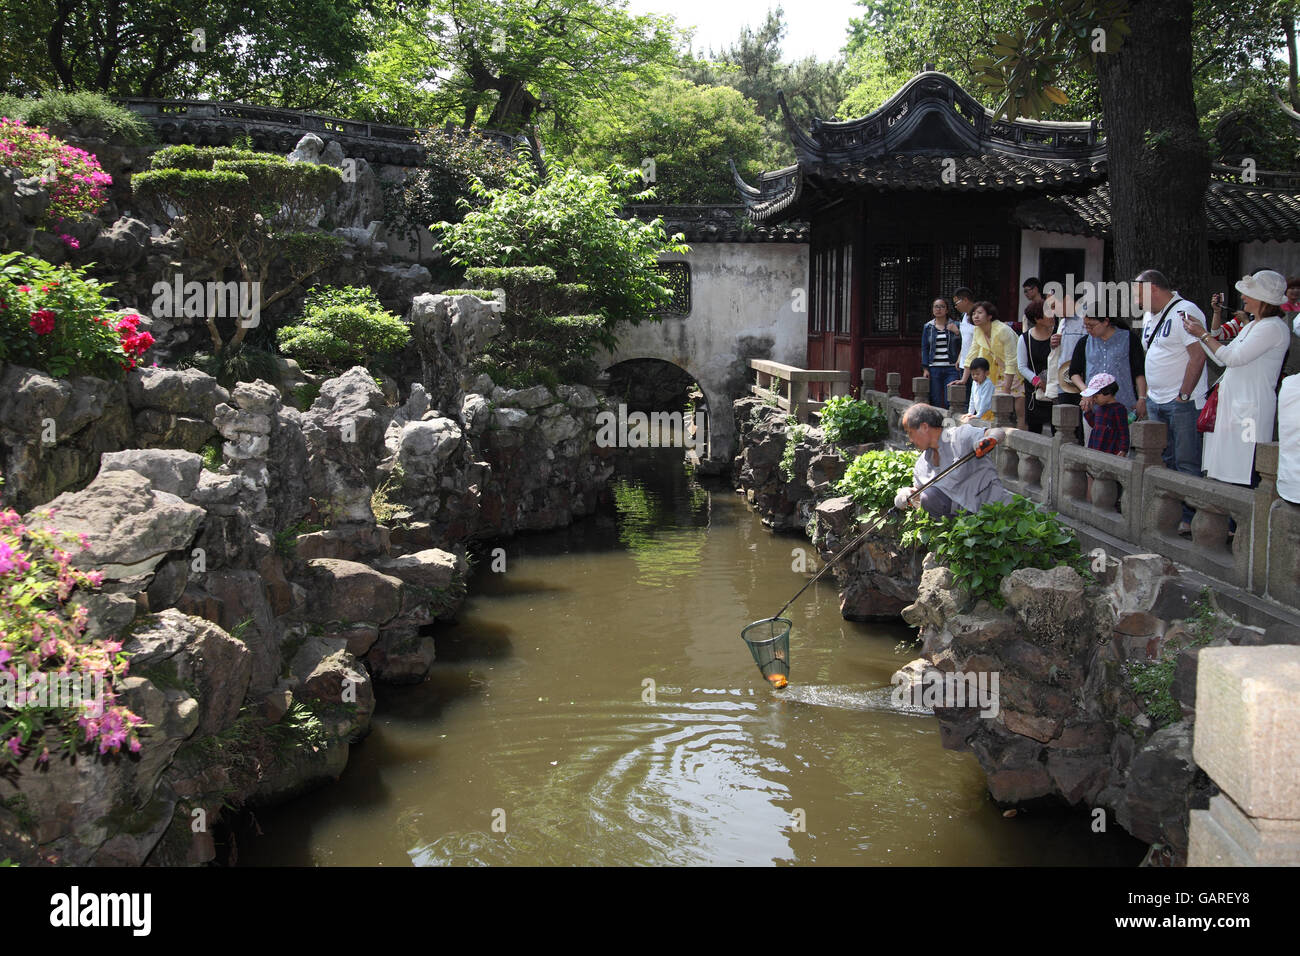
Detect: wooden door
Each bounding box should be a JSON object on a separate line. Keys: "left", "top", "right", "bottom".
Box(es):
{"left": 806, "top": 210, "right": 858, "bottom": 400}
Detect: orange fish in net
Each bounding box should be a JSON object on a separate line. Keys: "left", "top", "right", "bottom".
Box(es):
{"left": 767, "top": 674, "right": 788, "bottom": 689}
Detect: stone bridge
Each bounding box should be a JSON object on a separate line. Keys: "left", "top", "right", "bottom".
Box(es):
{"left": 598, "top": 209, "right": 810, "bottom": 465}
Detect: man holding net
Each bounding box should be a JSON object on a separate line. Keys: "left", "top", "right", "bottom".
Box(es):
{"left": 894, "top": 404, "right": 1011, "bottom": 518}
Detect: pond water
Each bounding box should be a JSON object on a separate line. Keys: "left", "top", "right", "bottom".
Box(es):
{"left": 238, "top": 448, "right": 1145, "bottom": 866}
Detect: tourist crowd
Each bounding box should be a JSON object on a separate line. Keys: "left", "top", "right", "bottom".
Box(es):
{"left": 917, "top": 269, "right": 1300, "bottom": 520}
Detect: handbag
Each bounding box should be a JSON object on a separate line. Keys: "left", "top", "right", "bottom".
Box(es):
{"left": 1197, "top": 383, "right": 1219, "bottom": 433}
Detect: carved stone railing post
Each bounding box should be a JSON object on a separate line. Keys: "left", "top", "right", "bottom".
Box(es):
{"left": 886, "top": 372, "right": 901, "bottom": 398}
{"left": 947, "top": 380, "right": 968, "bottom": 418}
{"left": 1253, "top": 443, "right": 1280, "bottom": 596}
{"left": 789, "top": 377, "right": 810, "bottom": 425}
{"left": 1129, "top": 419, "right": 1166, "bottom": 541}
{"left": 1189, "top": 645, "right": 1300, "bottom": 865}
{"left": 912, "top": 377, "right": 929, "bottom": 403}
{"left": 861, "top": 368, "right": 876, "bottom": 393}
{"left": 992, "top": 393, "right": 1015, "bottom": 428}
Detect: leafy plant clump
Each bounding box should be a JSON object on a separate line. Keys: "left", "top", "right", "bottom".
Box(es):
{"left": 0, "top": 252, "right": 154, "bottom": 377}
{"left": 819, "top": 395, "right": 888, "bottom": 445}
{"left": 0, "top": 92, "right": 152, "bottom": 145}
{"left": 1125, "top": 589, "right": 1223, "bottom": 730}
{"left": 276, "top": 285, "right": 410, "bottom": 373}
{"left": 459, "top": 265, "right": 604, "bottom": 388}
{"left": 917, "top": 495, "right": 1090, "bottom": 607}
{"left": 780, "top": 419, "right": 807, "bottom": 482}
{"left": 1, "top": 504, "right": 144, "bottom": 766}
{"left": 0, "top": 118, "right": 112, "bottom": 235}
{"left": 403, "top": 127, "right": 517, "bottom": 229}
{"left": 836, "top": 449, "right": 919, "bottom": 514}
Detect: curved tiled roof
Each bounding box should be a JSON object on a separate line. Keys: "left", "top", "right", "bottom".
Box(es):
{"left": 1015, "top": 181, "right": 1300, "bottom": 241}
{"left": 735, "top": 71, "right": 1109, "bottom": 221}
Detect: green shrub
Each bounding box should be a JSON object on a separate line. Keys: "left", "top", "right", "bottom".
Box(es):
{"left": 836, "top": 449, "right": 919, "bottom": 514}
{"left": 0, "top": 252, "right": 153, "bottom": 377}
{"left": 917, "top": 495, "right": 1090, "bottom": 607}
{"left": 819, "top": 396, "right": 888, "bottom": 445}
{"left": 276, "top": 286, "right": 410, "bottom": 373}
{"left": 147, "top": 145, "right": 265, "bottom": 171}
{"left": 200, "top": 440, "right": 222, "bottom": 473}
{"left": 0, "top": 91, "right": 151, "bottom": 144}
{"left": 403, "top": 127, "right": 517, "bottom": 227}
{"left": 433, "top": 159, "right": 688, "bottom": 330}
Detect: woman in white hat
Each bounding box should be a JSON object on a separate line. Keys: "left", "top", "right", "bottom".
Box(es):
{"left": 1182, "top": 269, "right": 1292, "bottom": 486}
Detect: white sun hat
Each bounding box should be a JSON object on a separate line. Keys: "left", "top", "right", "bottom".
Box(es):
{"left": 1234, "top": 269, "right": 1288, "bottom": 306}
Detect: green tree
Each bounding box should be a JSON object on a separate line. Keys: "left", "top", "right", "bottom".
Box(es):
{"left": 0, "top": 0, "right": 371, "bottom": 106}
{"left": 842, "top": 0, "right": 1101, "bottom": 119}
{"left": 419, "top": 0, "right": 679, "bottom": 135}
{"left": 551, "top": 77, "right": 767, "bottom": 204}
{"left": 132, "top": 146, "right": 343, "bottom": 351}
{"left": 312, "top": 0, "right": 452, "bottom": 126}
{"left": 433, "top": 159, "right": 689, "bottom": 333}
{"left": 683, "top": 7, "right": 848, "bottom": 167}
{"left": 972, "top": 0, "right": 1292, "bottom": 312}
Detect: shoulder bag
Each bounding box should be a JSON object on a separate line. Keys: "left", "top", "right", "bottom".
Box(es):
{"left": 1197, "top": 383, "right": 1219, "bottom": 433}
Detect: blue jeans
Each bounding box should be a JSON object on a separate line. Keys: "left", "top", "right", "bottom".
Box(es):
{"left": 928, "top": 365, "right": 961, "bottom": 408}
{"left": 1146, "top": 398, "right": 1202, "bottom": 523}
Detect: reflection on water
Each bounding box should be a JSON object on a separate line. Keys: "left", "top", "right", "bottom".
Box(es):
{"left": 609, "top": 475, "right": 709, "bottom": 587}
{"left": 238, "top": 448, "right": 1146, "bottom": 867}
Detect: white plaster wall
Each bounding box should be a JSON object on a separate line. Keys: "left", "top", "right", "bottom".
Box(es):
{"left": 1018, "top": 230, "right": 1105, "bottom": 316}
{"left": 599, "top": 242, "right": 809, "bottom": 459}
{"left": 1240, "top": 241, "right": 1300, "bottom": 280}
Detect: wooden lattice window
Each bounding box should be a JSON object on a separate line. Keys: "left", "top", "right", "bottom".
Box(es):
{"left": 873, "top": 244, "right": 903, "bottom": 333}
{"left": 657, "top": 262, "right": 691, "bottom": 316}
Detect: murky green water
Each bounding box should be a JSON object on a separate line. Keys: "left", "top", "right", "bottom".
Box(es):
{"left": 239, "top": 449, "right": 1144, "bottom": 866}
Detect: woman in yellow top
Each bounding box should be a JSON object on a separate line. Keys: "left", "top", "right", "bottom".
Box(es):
{"left": 965, "top": 301, "right": 1024, "bottom": 426}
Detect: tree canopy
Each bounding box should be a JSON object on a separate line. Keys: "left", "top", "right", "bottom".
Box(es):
{"left": 550, "top": 77, "right": 767, "bottom": 204}
{"left": 0, "top": 0, "right": 373, "bottom": 106}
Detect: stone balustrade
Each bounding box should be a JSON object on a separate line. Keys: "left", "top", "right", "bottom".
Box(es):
{"left": 114, "top": 97, "right": 524, "bottom": 165}
{"left": 750, "top": 360, "right": 851, "bottom": 425}
{"left": 855, "top": 367, "right": 1298, "bottom": 607}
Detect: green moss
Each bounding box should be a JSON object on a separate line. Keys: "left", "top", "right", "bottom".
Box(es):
{"left": 95, "top": 789, "right": 173, "bottom": 837}
{"left": 1, "top": 795, "right": 36, "bottom": 834}
{"left": 137, "top": 659, "right": 199, "bottom": 699}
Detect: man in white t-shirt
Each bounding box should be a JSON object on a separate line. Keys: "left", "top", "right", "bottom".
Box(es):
{"left": 1135, "top": 268, "right": 1208, "bottom": 534}
{"left": 953, "top": 286, "right": 978, "bottom": 384}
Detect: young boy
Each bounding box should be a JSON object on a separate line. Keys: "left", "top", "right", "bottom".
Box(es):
{"left": 1081, "top": 372, "right": 1129, "bottom": 456}
{"left": 961, "top": 357, "right": 995, "bottom": 423}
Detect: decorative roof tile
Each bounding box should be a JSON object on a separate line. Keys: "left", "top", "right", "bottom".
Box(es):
{"left": 628, "top": 204, "right": 808, "bottom": 243}
{"left": 1014, "top": 181, "right": 1300, "bottom": 242}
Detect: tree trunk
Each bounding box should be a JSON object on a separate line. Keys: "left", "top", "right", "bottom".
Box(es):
{"left": 1286, "top": 12, "right": 1299, "bottom": 110}
{"left": 486, "top": 77, "right": 538, "bottom": 131}
{"left": 1095, "top": 0, "right": 1210, "bottom": 311}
